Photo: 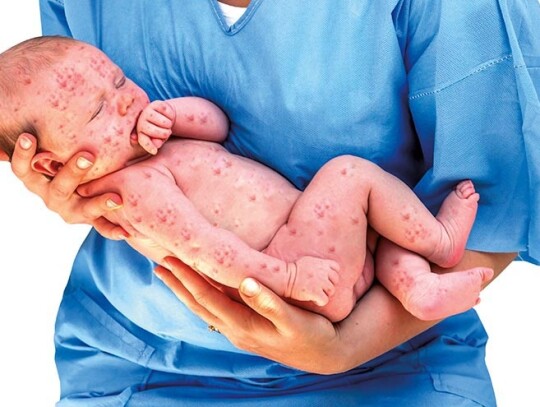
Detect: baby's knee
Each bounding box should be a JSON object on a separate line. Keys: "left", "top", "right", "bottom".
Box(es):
{"left": 324, "top": 155, "right": 380, "bottom": 179}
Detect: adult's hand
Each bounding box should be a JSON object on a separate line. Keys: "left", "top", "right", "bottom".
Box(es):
{"left": 155, "top": 250, "right": 516, "bottom": 375}
{"left": 10, "top": 133, "right": 127, "bottom": 239}
{"left": 155, "top": 256, "right": 347, "bottom": 374}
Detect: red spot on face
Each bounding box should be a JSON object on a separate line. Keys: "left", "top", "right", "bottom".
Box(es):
{"left": 180, "top": 229, "right": 191, "bottom": 241}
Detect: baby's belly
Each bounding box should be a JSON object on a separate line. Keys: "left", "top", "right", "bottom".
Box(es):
{"left": 164, "top": 140, "right": 301, "bottom": 250}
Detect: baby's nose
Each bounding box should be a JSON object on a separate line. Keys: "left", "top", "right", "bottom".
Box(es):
{"left": 118, "top": 93, "right": 134, "bottom": 116}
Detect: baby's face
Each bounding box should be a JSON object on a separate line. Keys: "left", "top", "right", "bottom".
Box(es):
{"left": 24, "top": 42, "right": 150, "bottom": 181}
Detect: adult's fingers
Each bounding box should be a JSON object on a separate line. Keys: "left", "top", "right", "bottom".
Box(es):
{"left": 154, "top": 259, "right": 223, "bottom": 326}
{"left": 78, "top": 192, "right": 123, "bottom": 219}
{"left": 93, "top": 217, "right": 129, "bottom": 240}
{"left": 238, "top": 278, "right": 295, "bottom": 335}
{"left": 46, "top": 152, "right": 95, "bottom": 208}
{"left": 11, "top": 133, "right": 38, "bottom": 179}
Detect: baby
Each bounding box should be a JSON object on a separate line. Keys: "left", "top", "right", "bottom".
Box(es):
{"left": 0, "top": 36, "right": 493, "bottom": 322}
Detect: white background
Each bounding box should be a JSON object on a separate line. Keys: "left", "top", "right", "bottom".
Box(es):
{"left": 1, "top": 2, "right": 539, "bottom": 406}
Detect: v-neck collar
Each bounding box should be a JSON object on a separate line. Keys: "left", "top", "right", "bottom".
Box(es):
{"left": 209, "top": 0, "right": 264, "bottom": 35}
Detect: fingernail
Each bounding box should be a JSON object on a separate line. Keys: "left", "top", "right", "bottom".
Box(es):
{"left": 76, "top": 156, "right": 93, "bottom": 169}
{"left": 106, "top": 198, "right": 122, "bottom": 209}
{"left": 154, "top": 269, "right": 163, "bottom": 281}
{"left": 241, "top": 278, "right": 260, "bottom": 297}
{"left": 19, "top": 136, "right": 32, "bottom": 150}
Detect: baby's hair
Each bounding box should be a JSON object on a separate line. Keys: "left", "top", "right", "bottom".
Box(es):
{"left": 0, "top": 35, "right": 78, "bottom": 159}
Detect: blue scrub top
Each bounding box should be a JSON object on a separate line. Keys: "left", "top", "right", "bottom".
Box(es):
{"left": 40, "top": 0, "right": 540, "bottom": 405}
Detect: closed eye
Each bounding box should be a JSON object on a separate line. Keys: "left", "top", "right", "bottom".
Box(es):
{"left": 89, "top": 101, "right": 104, "bottom": 121}
{"left": 115, "top": 76, "right": 126, "bottom": 88}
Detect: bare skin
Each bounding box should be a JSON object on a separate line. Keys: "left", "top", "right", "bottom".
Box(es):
{"left": 2, "top": 38, "right": 492, "bottom": 322}
{"left": 83, "top": 141, "right": 491, "bottom": 321}
{"left": 155, "top": 250, "right": 515, "bottom": 373}
{"left": 3, "top": 34, "right": 513, "bottom": 371}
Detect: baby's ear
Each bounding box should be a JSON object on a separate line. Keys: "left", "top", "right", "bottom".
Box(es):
{"left": 0, "top": 149, "right": 9, "bottom": 161}
{"left": 31, "top": 151, "right": 64, "bottom": 177}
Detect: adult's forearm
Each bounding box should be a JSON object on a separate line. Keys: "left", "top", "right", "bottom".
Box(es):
{"left": 334, "top": 250, "right": 515, "bottom": 371}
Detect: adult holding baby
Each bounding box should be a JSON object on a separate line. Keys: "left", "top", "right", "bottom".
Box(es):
{"left": 8, "top": 0, "right": 540, "bottom": 405}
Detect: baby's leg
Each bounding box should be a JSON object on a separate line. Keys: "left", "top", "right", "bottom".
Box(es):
{"left": 351, "top": 161, "right": 478, "bottom": 269}
{"left": 264, "top": 156, "right": 376, "bottom": 322}
{"left": 376, "top": 238, "right": 493, "bottom": 320}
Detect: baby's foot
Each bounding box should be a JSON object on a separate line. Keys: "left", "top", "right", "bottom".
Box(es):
{"left": 430, "top": 180, "right": 479, "bottom": 268}
{"left": 286, "top": 256, "right": 340, "bottom": 306}
{"left": 403, "top": 267, "right": 494, "bottom": 321}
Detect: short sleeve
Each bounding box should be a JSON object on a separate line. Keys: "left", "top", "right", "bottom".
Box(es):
{"left": 395, "top": 0, "right": 540, "bottom": 264}
{"left": 40, "top": 0, "right": 72, "bottom": 37}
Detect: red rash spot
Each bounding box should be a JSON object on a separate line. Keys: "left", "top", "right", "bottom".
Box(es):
{"left": 180, "top": 229, "right": 191, "bottom": 241}
{"left": 158, "top": 215, "right": 168, "bottom": 223}
{"left": 186, "top": 114, "right": 195, "bottom": 122}
{"left": 341, "top": 168, "right": 347, "bottom": 175}
{"left": 198, "top": 113, "right": 208, "bottom": 124}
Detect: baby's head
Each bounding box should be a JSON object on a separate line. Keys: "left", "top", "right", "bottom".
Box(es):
{"left": 0, "top": 36, "right": 150, "bottom": 182}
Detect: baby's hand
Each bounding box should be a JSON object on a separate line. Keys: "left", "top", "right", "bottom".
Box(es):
{"left": 135, "top": 100, "right": 177, "bottom": 155}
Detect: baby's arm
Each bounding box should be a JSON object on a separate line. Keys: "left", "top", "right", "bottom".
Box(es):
{"left": 136, "top": 97, "right": 229, "bottom": 154}
{"left": 98, "top": 165, "right": 338, "bottom": 306}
